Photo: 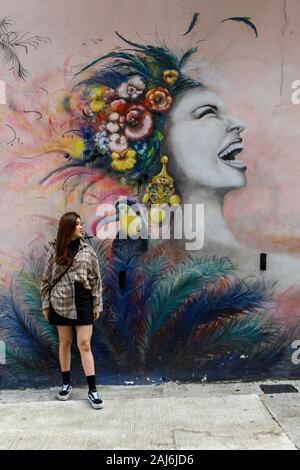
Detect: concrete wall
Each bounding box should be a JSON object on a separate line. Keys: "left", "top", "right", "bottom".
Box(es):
{"left": 1, "top": 0, "right": 300, "bottom": 388}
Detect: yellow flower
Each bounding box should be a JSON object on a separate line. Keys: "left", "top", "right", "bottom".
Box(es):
{"left": 90, "top": 99, "right": 106, "bottom": 112}
{"left": 89, "top": 85, "right": 106, "bottom": 100}
{"left": 47, "top": 134, "right": 85, "bottom": 159}
{"left": 111, "top": 149, "right": 137, "bottom": 171}
{"left": 163, "top": 69, "right": 179, "bottom": 85}
{"left": 89, "top": 85, "right": 107, "bottom": 113}
{"left": 124, "top": 149, "right": 136, "bottom": 159}
{"left": 65, "top": 136, "right": 84, "bottom": 158}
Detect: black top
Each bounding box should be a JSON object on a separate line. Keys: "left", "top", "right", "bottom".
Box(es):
{"left": 68, "top": 238, "right": 91, "bottom": 300}
{"left": 68, "top": 237, "right": 81, "bottom": 258}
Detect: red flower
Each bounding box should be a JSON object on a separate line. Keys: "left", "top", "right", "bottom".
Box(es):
{"left": 95, "top": 111, "right": 107, "bottom": 123}
{"left": 111, "top": 99, "right": 128, "bottom": 114}
{"left": 124, "top": 105, "right": 154, "bottom": 141}
{"left": 90, "top": 111, "right": 107, "bottom": 132}
{"left": 144, "top": 87, "right": 173, "bottom": 113}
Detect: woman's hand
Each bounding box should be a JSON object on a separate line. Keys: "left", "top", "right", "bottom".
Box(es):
{"left": 42, "top": 308, "right": 50, "bottom": 322}
{"left": 93, "top": 311, "right": 101, "bottom": 321}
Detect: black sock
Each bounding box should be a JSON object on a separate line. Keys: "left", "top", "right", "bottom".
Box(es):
{"left": 86, "top": 375, "right": 96, "bottom": 392}
{"left": 62, "top": 370, "right": 71, "bottom": 385}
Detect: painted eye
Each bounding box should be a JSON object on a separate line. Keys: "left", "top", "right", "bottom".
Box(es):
{"left": 195, "top": 108, "right": 216, "bottom": 119}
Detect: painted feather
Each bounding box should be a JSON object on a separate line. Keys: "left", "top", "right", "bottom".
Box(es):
{"left": 221, "top": 17, "right": 258, "bottom": 37}
{"left": 182, "top": 12, "right": 200, "bottom": 36}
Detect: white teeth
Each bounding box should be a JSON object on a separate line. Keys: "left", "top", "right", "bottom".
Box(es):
{"left": 218, "top": 142, "right": 243, "bottom": 159}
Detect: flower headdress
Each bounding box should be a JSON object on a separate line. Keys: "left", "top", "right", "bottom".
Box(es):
{"left": 70, "top": 33, "right": 201, "bottom": 218}
{"left": 60, "top": 11, "right": 258, "bottom": 224}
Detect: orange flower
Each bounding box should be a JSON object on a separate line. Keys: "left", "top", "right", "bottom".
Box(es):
{"left": 144, "top": 87, "right": 172, "bottom": 113}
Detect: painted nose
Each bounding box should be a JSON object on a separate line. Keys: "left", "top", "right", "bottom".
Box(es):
{"left": 226, "top": 115, "right": 246, "bottom": 134}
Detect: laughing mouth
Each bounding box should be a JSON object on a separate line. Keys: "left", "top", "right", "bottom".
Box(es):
{"left": 218, "top": 140, "right": 247, "bottom": 170}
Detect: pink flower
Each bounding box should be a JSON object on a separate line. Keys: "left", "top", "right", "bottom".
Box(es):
{"left": 97, "top": 122, "right": 107, "bottom": 132}
{"left": 106, "top": 109, "right": 128, "bottom": 134}
{"left": 124, "top": 105, "right": 154, "bottom": 141}
{"left": 108, "top": 133, "right": 128, "bottom": 152}
{"left": 108, "top": 112, "right": 120, "bottom": 122}
{"left": 106, "top": 121, "right": 120, "bottom": 133}
{"left": 117, "top": 76, "right": 146, "bottom": 100}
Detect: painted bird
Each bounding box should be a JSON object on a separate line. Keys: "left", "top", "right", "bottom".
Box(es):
{"left": 97, "top": 198, "right": 149, "bottom": 288}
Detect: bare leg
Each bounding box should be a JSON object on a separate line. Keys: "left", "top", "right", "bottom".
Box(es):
{"left": 76, "top": 325, "right": 95, "bottom": 376}
{"left": 57, "top": 326, "right": 73, "bottom": 372}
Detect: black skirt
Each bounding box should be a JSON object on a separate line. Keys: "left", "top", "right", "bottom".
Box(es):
{"left": 49, "top": 281, "right": 94, "bottom": 326}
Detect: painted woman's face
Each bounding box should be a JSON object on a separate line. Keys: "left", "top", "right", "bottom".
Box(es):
{"left": 163, "top": 86, "right": 247, "bottom": 193}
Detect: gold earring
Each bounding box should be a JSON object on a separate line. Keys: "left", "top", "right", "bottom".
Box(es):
{"left": 142, "top": 155, "right": 181, "bottom": 224}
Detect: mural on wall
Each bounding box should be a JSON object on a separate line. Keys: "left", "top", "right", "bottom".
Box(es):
{"left": 1, "top": 2, "right": 300, "bottom": 388}
{"left": 0, "top": 16, "right": 50, "bottom": 79}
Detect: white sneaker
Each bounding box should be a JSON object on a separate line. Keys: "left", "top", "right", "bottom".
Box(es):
{"left": 58, "top": 384, "right": 72, "bottom": 401}
{"left": 88, "top": 390, "right": 103, "bottom": 409}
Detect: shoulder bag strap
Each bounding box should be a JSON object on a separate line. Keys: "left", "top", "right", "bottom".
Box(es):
{"left": 49, "top": 260, "right": 74, "bottom": 295}
{"left": 49, "top": 244, "right": 85, "bottom": 294}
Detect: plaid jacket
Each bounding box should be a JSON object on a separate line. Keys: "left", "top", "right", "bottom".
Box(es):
{"left": 40, "top": 238, "right": 103, "bottom": 320}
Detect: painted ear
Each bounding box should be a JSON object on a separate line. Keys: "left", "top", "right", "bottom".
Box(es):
{"left": 221, "top": 17, "right": 258, "bottom": 37}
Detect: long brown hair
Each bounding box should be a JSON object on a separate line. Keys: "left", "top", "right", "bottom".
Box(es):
{"left": 55, "top": 211, "right": 81, "bottom": 265}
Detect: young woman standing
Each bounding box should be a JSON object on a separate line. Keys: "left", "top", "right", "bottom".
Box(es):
{"left": 41, "top": 211, "right": 104, "bottom": 409}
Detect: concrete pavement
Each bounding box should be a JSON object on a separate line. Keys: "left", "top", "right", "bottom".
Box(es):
{"left": 0, "top": 379, "right": 299, "bottom": 450}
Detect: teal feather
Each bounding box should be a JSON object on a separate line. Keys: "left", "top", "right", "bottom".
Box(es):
{"left": 179, "top": 47, "right": 198, "bottom": 69}
{"left": 197, "top": 314, "right": 274, "bottom": 354}
{"left": 75, "top": 51, "right": 152, "bottom": 79}
{"left": 75, "top": 32, "right": 198, "bottom": 79}
{"left": 138, "top": 257, "right": 234, "bottom": 361}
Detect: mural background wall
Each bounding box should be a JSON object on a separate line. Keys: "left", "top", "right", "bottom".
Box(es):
{"left": 1, "top": 0, "right": 300, "bottom": 388}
